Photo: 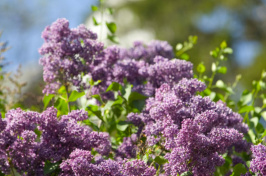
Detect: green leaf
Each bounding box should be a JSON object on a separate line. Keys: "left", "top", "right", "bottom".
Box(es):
{"left": 104, "top": 100, "right": 115, "bottom": 110}
{"left": 106, "top": 22, "right": 117, "bottom": 34}
{"left": 197, "top": 62, "right": 206, "bottom": 73}
{"left": 216, "top": 80, "right": 225, "bottom": 88}
{"left": 180, "top": 53, "right": 190, "bottom": 60}
{"left": 58, "top": 85, "right": 67, "bottom": 94}
{"left": 112, "top": 96, "right": 124, "bottom": 106}
{"left": 250, "top": 117, "right": 259, "bottom": 128}
{"left": 106, "top": 82, "right": 122, "bottom": 92}
{"left": 176, "top": 43, "right": 183, "bottom": 50}
{"left": 220, "top": 41, "right": 227, "bottom": 49}
{"left": 210, "top": 49, "right": 219, "bottom": 58}
{"left": 123, "top": 84, "right": 132, "bottom": 101}
{"left": 248, "top": 129, "right": 256, "bottom": 144}
{"left": 86, "top": 105, "right": 103, "bottom": 121}
{"left": 116, "top": 121, "right": 130, "bottom": 131}
{"left": 68, "top": 90, "right": 85, "bottom": 102}
{"left": 107, "top": 8, "right": 113, "bottom": 14}
{"left": 261, "top": 111, "right": 266, "bottom": 121}
{"left": 0, "top": 171, "right": 4, "bottom": 176}
{"left": 44, "top": 161, "right": 59, "bottom": 175}
{"left": 54, "top": 98, "right": 68, "bottom": 115}
{"left": 231, "top": 163, "right": 247, "bottom": 176}
{"left": 217, "top": 66, "right": 227, "bottom": 74}
{"left": 239, "top": 105, "right": 254, "bottom": 113}
{"left": 223, "top": 47, "right": 233, "bottom": 54}
{"left": 188, "top": 35, "right": 198, "bottom": 44}
{"left": 92, "top": 16, "right": 99, "bottom": 26}
{"left": 262, "top": 70, "right": 266, "bottom": 79}
{"left": 143, "top": 152, "right": 149, "bottom": 163}
{"left": 225, "top": 87, "right": 234, "bottom": 94}
{"left": 107, "top": 34, "right": 119, "bottom": 44}
{"left": 203, "top": 88, "right": 211, "bottom": 95}
{"left": 256, "top": 123, "right": 264, "bottom": 134}
{"left": 154, "top": 156, "right": 168, "bottom": 165}
{"left": 212, "top": 63, "right": 217, "bottom": 72}
{"left": 91, "top": 5, "right": 98, "bottom": 11}
{"left": 180, "top": 171, "right": 193, "bottom": 176}
{"left": 43, "top": 94, "right": 54, "bottom": 109}
{"left": 209, "top": 92, "right": 216, "bottom": 100}
{"left": 92, "top": 94, "right": 104, "bottom": 104}
{"left": 239, "top": 91, "right": 252, "bottom": 105}
{"left": 128, "top": 92, "right": 147, "bottom": 103}
{"left": 261, "top": 129, "right": 266, "bottom": 139}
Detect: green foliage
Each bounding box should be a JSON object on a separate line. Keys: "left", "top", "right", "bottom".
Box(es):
{"left": 43, "top": 161, "right": 60, "bottom": 175}
{"left": 91, "top": 2, "right": 118, "bottom": 44}
{"left": 68, "top": 90, "right": 85, "bottom": 102}
{"left": 179, "top": 171, "right": 193, "bottom": 176}
{"left": 43, "top": 94, "right": 54, "bottom": 109}
{"left": 175, "top": 35, "right": 197, "bottom": 60}
{"left": 106, "top": 22, "right": 117, "bottom": 34}
{"left": 230, "top": 163, "right": 247, "bottom": 176}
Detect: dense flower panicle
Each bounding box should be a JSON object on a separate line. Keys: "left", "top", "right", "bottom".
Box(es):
{"left": 0, "top": 107, "right": 111, "bottom": 175}
{"left": 39, "top": 19, "right": 181, "bottom": 97}
{"left": 172, "top": 78, "right": 206, "bottom": 100}
{"left": 60, "top": 149, "right": 100, "bottom": 176}
{"left": 146, "top": 56, "right": 193, "bottom": 89}
{"left": 38, "top": 107, "right": 111, "bottom": 161}
{"left": 89, "top": 46, "right": 151, "bottom": 98}
{"left": 0, "top": 116, "right": 6, "bottom": 132}
{"left": 250, "top": 144, "right": 266, "bottom": 175}
{"left": 4, "top": 108, "right": 39, "bottom": 135}
{"left": 61, "top": 109, "right": 88, "bottom": 121}
{"left": 125, "top": 40, "right": 173, "bottom": 63}
{"left": 98, "top": 159, "right": 123, "bottom": 176}
{"left": 119, "top": 159, "right": 156, "bottom": 176}
{"left": 135, "top": 78, "right": 248, "bottom": 175}
{"left": 115, "top": 134, "right": 138, "bottom": 159}
{"left": 147, "top": 40, "right": 174, "bottom": 60}
{"left": 39, "top": 18, "right": 104, "bottom": 94}
{"left": 39, "top": 19, "right": 194, "bottom": 98}
{"left": 60, "top": 150, "right": 155, "bottom": 176}
{"left": 8, "top": 130, "right": 41, "bottom": 174}
{"left": 127, "top": 113, "right": 144, "bottom": 136}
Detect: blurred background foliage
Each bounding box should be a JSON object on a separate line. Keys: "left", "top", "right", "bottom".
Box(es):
{"left": 0, "top": 0, "right": 266, "bottom": 109}
{"left": 108, "top": 0, "right": 266, "bottom": 89}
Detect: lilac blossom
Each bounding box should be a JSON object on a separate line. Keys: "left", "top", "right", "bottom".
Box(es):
{"left": 0, "top": 107, "right": 111, "bottom": 175}
{"left": 60, "top": 149, "right": 155, "bottom": 176}
{"left": 119, "top": 159, "right": 156, "bottom": 176}
{"left": 133, "top": 78, "right": 248, "bottom": 175}
{"left": 250, "top": 144, "right": 266, "bottom": 175}
{"left": 39, "top": 18, "right": 104, "bottom": 94}
{"left": 39, "top": 19, "right": 193, "bottom": 99}
{"left": 115, "top": 134, "right": 138, "bottom": 159}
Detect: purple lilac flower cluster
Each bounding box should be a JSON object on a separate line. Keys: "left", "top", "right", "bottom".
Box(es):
{"left": 90, "top": 42, "right": 193, "bottom": 99}
{"left": 39, "top": 18, "right": 104, "bottom": 94}
{"left": 250, "top": 144, "right": 266, "bottom": 175}
{"left": 128, "top": 78, "right": 249, "bottom": 175}
{"left": 0, "top": 107, "right": 111, "bottom": 175}
{"left": 60, "top": 149, "right": 156, "bottom": 176}
{"left": 39, "top": 19, "right": 193, "bottom": 98}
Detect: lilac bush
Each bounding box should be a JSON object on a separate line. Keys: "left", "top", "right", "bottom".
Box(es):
{"left": 0, "top": 108, "right": 111, "bottom": 175}
{"left": 128, "top": 79, "right": 249, "bottom": 175}
{"left": 250, "top": 144, "right": 266, "bottom": 175}
{"left": 3, "top": 15, "right": 266, "bottom": 176}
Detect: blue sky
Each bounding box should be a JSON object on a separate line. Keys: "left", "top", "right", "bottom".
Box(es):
{"left": 0, "top": 0, "right": 97, "bottom": 70}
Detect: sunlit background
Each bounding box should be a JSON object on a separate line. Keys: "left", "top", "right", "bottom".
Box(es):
{"left": 0, "top": 0, "right": 266, "bottom": 108}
